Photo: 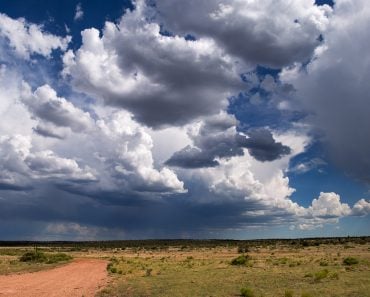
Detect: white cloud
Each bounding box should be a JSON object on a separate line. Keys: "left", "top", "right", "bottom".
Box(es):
{"left": 25, "top": 150, "right": 96, "bottom": 181}
{"left": 308, "top": 192, "right": 351, "bottom": 218}
{"left": 352, "top": 199, "right": 370, "bottom": 216}
{"left": 62, "top": 1, "right": 243, "bottom": 127}
{"left": 156, "top": 0, "right": 331, "bottom": 68}
{"left": 188, "top": 130, "right": 309, "bottom": 216}
{"left": 290, "top": 158, "right": 326, "bottom": 174}
{"left": 0, "top": 13, "right": 70, "bottom": 59}
{"left": 21, "top": 83, "right": 93, "bottom": 133}
{"left": 93, "top": 109, "right": 186, "bottom": 193}
{"left": 0, "top": 65, "right": 36, "bottom": 136}
{"left": 0, "top": 134, "right": 96, "bottom": 187}
{"left": 298, "top": 223, "right": 323, "bottom": 231}
{"left": 0, "top": 64, "right": 185, "bottom": 196}
{"left": 74, "top": 3, "right": 84, "bottom": 21}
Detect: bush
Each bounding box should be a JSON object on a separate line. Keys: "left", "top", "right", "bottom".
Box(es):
{"left": 19, "top": 251, "right": 47, "bottom": 263}
{"left": 314, "top": 269, "right": 329, "bottom": 282}
{"left": 46, "top": 253, "right": 72, "bottom": 264}
{"left": 237, "top": 246, "right": 250, "bottom": 253}
{"left": 240, "top": 287, "right": 255, "bottom": 297}
{"left": 19, "top": 251, "right": 71, "bottom": 264}
{"left": 285, "top": 290, "right": 294, "bottom": 297}
{"left": 231, "top": 254, "right": 250, "bottom": 266}
{"left": 145, "top": 268, "right": 152, "bottom": 277}
{"left": 343, "top": 257, "right": 359, "bottom": 265}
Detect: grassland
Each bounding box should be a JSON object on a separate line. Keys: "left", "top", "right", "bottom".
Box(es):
{"left": 96, "top": 242, "right": 370, "bottom": 297}
{"left": 0, "top": 237, "right": 369, "bottom": 296}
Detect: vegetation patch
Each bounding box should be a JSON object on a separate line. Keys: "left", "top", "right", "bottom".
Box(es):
{"left": 314, "top": 269, "right": 329, "bottom": 282}
{"left": 240, "top": 286, "right": 255, "bottom": 297}
{"left": 231, "top": 254, "right": 250, "bottom": 266}
{"left": 284, "top": 290, "right": 294, "bottom": 297}
{"left": 343, "top": 257, "right": 359, "bottom": 265}
{"left": 19, "top": 250, "right": 72, "bottom": 264}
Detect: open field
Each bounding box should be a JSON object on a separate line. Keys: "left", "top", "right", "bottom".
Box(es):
{"left": 0, "top": 237, "right": 369, "bottom": 297}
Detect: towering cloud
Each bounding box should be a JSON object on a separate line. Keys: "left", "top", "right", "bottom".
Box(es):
{"left": 281, "top": 0, "right": 370, "bottom": 184}
{"left": 62, "top": 1, "right": 243, "bottom": 128}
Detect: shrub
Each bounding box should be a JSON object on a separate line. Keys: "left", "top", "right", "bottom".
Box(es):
{"left": 343, "top": 257, "right": 359, "bottom": 265}
{"left": 238, "top": 246, "right": 250, "bottom": 253}
{"left": 19, "top": 251, "right": 71, "bottom": 264}
{"left": 285, "top": 290, "right": 294, "bottom": 297}
{"left": 301, "top": 293, "right": 313, "bottom": 297}
{"left": 240, "top": 287, "right": 255, "bottom": 297}
{"left": 330, "top": 272, "right": 339, "bottom": 280}
{"left": 231, "top": 254, "right": 250, "bottom": 266}
{"left": 319, "top": 260, "right": 328, "bottom": 266}
{"left": 314, "top": 269, "right": 329, "bottom": 282}
{"left": 46, "top": 253, "right": 72, "bottom": 264}
{"left": 107, "top": 262, "right": 114, "bottom": 272}
{"left": 19, "top": 251, "right": 47, "bottom": 263}
{"left": 145, "top": 268, "right": 152, "bottom": 277}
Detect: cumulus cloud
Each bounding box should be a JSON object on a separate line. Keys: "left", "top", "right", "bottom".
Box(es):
{"left": 0, "top": 134, "right": 96, "bottom": 190}
{"left": 92, "top": 109, "right": 186, "bottom": 194}
{"left": 351, "top": 199, "right": 370, "bottom": 216}
{"left": 308, "top": 192, "right": 351, "bottom": 218}
{"left": 156, "top": 0, "right": 331, "bottom": 68}
{"left": 21, "top": 83, "right": 93, "bottom": 134}
{"left": 0, "top": 13, "right": 70, "bottom": 59}
{"left": 62, "top": 1, "right": 243, "bottom": 127}
{"left": 166, "top": 112, "right": 291, "bottom": 168}
{"left": 281, "top": 0, "right": 370, "bottom": 184}
{"left": 0, "top": 67, "right": 185, "bottom": 197}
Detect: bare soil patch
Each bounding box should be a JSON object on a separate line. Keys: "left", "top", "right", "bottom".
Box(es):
{"left": 0, "top": 258, "right": 108, "bottom": 297}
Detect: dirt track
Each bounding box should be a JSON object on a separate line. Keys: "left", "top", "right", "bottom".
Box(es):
{"left": 0, "top": 259, "right": 108, "bottom": 297}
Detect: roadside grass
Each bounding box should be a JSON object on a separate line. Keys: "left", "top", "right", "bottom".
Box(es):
{"left": 0, "top": 248, "right": 73, "bottom": 275}
{"left": 96, "top": 243, "right": 370, "bottom": 297}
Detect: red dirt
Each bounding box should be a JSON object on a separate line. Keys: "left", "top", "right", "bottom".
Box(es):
{"left": 0, "top": 258, "right": 108, "bottom": 297}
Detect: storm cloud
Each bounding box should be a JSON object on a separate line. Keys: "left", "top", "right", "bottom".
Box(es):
{"left": 0, "top": 0, "right": 369, "bottom": 239}
{"left": 166, "top": 113, "right": 291, "bottom": 168}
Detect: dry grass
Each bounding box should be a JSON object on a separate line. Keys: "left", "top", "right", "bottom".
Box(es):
{"left": 0, "top": 247, "right": 72, "bottom": 275}
{"left": 1, "top": 242, "right": 369, "bottom": 297}
{"left": 96, "top": 243, "right": 370, "bottom": 297}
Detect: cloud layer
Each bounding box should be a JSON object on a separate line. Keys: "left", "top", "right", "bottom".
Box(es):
{"left": 0, "top": 0, "right": 369, "bottom": 239}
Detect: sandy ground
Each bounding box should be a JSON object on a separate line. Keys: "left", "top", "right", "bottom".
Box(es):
{"left": 0, "top": 259, "right": 108, "bottom": 297}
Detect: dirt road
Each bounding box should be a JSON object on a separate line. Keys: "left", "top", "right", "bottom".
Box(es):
{"left": 0, "top": 259, "right": 108, "bottom": 297}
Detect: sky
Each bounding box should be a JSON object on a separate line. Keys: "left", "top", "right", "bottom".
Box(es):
{"left": 0, "top": 0, "right": 369, "bottom": 240}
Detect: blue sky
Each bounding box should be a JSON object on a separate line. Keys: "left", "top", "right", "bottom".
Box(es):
{"left": 0, "top": 0, "right": 369, "bottom": 240}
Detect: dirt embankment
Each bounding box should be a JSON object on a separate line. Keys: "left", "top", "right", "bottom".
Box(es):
{"left": 0, "top": 258, "right": 108, "bottom": 297}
